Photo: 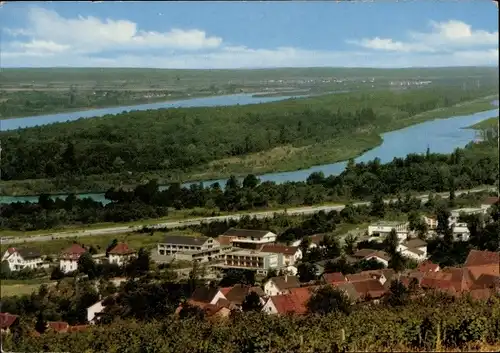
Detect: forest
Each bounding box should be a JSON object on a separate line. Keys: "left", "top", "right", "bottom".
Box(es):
{"left": 0, "top": 129, "right": 498, "bottom": 232}
{"left": 1, "top": 84, "right": 497, "bottom": 189}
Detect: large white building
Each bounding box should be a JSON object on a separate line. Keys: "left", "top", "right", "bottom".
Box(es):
{"left": 396, "top": 238, "right": 428, "bottom": 262}
{"left": 1, "top": 247, "right": 43, "bottom": 272}
{"left": 217, "top": 249, "right": 279, "bottom": 275}
{"left": 59, "top": 244, "right": 87, "bottom": 274}
{"left": 222, "top": 228, "right": 277, "bottom": 249}
{"left": 367, "top": 221, "right": 409, "bottom": 242}
{"left": 449, "top": 208, "right": 487, "bottom": 225}
{"left": 157, "top": 234, "right": 224, "bottom": 263}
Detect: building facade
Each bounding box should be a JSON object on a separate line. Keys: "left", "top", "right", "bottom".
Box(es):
{"left": 1, "top": 248, "right": 43, "bottom": 272}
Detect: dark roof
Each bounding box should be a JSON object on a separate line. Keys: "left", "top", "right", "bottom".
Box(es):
{"left": 470, "top": 274, "right": 500, "bottom": 290}
{"left": 223, "top": 228, "right": 271, "bottom": 239}
{"left": 190, "top": 286, "right": 220, "bottom": 303}
{"left": 0, "top": 313, "right": 19, "bottom": 329}
{"left": 268, "top": 276, "right": 301, "bottom": 291}
{"left": 404, "top": 239, "right": 427, "bottom": 249}
{"left": 224, "top": 284, "right": 265, "bottom": 305}
{"left": 162, "top": 234, "right": 210, "bottom": 246}
{"left": 61, "top": 244, "right": 86, "bottom": 260}
{"left": 16, "top": 248, "right": 41, "bottom": 259}
{"left": 353, "top": 249, "right": 377, "bottom": 258}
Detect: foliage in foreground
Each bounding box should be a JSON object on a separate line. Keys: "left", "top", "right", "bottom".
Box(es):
{"left": 3, "top": 294, "right": 500, "bottom": 353}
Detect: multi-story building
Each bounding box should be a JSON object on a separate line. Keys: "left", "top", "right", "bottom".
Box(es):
{"left": 217, "top": 249, "right": 279, "bottom": 275}
{"left": 1, "top": 247, "right": 43, "bottom": 272}
{"left": 108, "top": 242, "right": 136, "bottom": 266}
{"left": 222, "top": 228, "right": 277, "bottom": 249}
{"left": 157, "top": 234, "right": 225, "bottom": 263}
{"left": 449, "top": 208, "right": 487, "bottom": 224}
{"left": 259, "top": 244, "right": 302, "bottom": 267}
{"left": 367, "top": 221, "right": 409, "bottom": 242}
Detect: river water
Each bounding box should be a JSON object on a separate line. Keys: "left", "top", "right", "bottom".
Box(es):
{"left": 0, "top": 98, "right": 498, "bottom": 205}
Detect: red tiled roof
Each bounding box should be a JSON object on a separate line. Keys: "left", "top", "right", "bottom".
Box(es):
{"left": 270, "top": 287, "right": 314, "bottom": 315}
{"left": 217, "top": 235, "right": 237, "bottom": 246}
{"left": 444, "top": 267, "right": 474, "bottom": 292}
{"left": 0, "top": 313, "right": 19, "bottom": 329}
{"left": 351, "top": 279, "right": 387, "bottom": 299}
{"left": 260, "top": 244, "right": 300, "bottom": 256}
{"left": 482, "top": 197, "right": 499, "bottom": 205}
{"left": 6, "top": 247, "right": 16, "bottom": 255}
{"left": 61, "top": 244, "right": 86, "bottom": 260}
{"left": 220, "top": 287, "right": 232, "bottom": 296}
{"left": 417, "top": 261, "right": 440, "bottom": 273}
{"left": 468, "top": 288, "right": 495, "bottom": 301}
{"left": 68, "top": 325, "right": 88, "bottom": 332}
{"left": 47, "top": 321, "right": 69, "bottom": 333}
{"left": 346, "top": 270, "right": 386, "bottom": 283}
{"left": 108, "top": 242, "right": 135, "bottom": 255}
{"left": 464, "top": 250, "right": 500, "bottom": 268}
{"left": 323, "top": 272, "right": 347, "bottom": 285}
{"left": 470, "top": 274, "right": 500, "bottom": 290}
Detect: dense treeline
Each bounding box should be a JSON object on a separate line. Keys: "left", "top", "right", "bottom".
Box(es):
{"left": 1, "top": 85, "right": 496, "bottom": 182}
{"left": 1, "top": 136, "right": 497, "bottom": 231}
{"left": 2, "top": 291, "right": 500, "bottom": 352}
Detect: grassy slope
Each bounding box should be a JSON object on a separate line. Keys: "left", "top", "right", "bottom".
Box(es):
{"left": 466, "top": 116, "right": 499, "bottom": 130}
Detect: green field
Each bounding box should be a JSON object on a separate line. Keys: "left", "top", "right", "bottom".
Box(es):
{"left": 0, "top": 278, "right": 56, "bottom": 297}
{"left": 1, "top": 66, "right": 498, "bottom": 118}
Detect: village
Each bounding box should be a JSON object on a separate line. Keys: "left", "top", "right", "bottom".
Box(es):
{"left": 1, "top": 196, "right": 498, "bottom": 333}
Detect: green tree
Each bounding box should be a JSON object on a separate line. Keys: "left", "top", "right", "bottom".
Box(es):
{"left": 387, "top": 279, "right": 409, "bottom": 306}
{"left": 241, "top": 292, "right": 263, "bottom": 312}
{"left": 77, "top": 252, "right": 97, "bottom": 280}
{"left": 307, "top": 285, "right": 351, "bottom": 315}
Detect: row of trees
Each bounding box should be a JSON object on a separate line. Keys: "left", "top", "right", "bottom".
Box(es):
{"left": 1, "top": 135, "right": 497, "bottom": 231}
{"left": 1, "top": 85, "right": 496, "bottom": 182}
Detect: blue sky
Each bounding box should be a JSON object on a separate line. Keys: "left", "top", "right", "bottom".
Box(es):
{"left": 0, "top": 1, "right": 498, "bottom": 68}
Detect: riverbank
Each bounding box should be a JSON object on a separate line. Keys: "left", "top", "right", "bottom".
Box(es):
{"left": 1, "top": 95, "right": 497, "bottom": 197}
{"left": 465, "top": 116, "right": 499, "bottom": 130}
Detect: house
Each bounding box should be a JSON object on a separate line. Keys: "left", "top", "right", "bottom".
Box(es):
{"left": 463, "top": 249, "right": 500, "bottom": 280}
{"left": 87, "top": 300, "right": 105, "bottom": 324}
{"left": 0, "top": 313, "right": 19, "bottom": 334}
{"left": 422, "top": 216, "right": 438, "bottom": 231}
{"left": 350, "top": 278, "right": 387, "bottom": 301}
{"left": 420, "top": 267, "right": 474, "bottom": 295}
{"left": 157, "top": 234, "right": 223, "bottom": 263}
{"left": 353, "top": 249, "right": 391, "bottom": 267}
{"left": 451, "top": 223, "right": 470, "bottom": 241}
{"left": 216, "top": 235, "right": 238, "bottom": 247}
{"left": 108, "top": 242, "right": 136, "bottom": 266}
{"left": 59, "top": 244, "right": 86, "bottom": 273}
{"left": 222, "top": 284, "right": 266, "bottom": 307}
{"left": 47, "top": 321, "right": 70, "bottom": 333}
{"left": 417, "top": 260, "right": 440, "bottom": 273}
{"left": 397, "top": 238, "right": 428, "bottom": 262}
{"left": 1, "top": 247, "right": 43, "bottom": 272}
{"left": 217, "top": 248, "right": 279, "bottom": 275}
{"left": 259, "top": 244, "right": 302, "bottom": 266}
{"left": 347, "top": 270, "right": 388, "bottom": 286}
{"left": 322, "top": 272, "right": 347, "bottom": 285}
{"left": 264, "top": 275, "right": 301, "bottom": 296}
{"left": 189, "top": 286, "right": 227, "bottom": 306}
{"left": 222, "top": 228, "right": 277, "bottom": 249}
{"left": 367, "top": 221, "right": 409, "bottom": 242}
{"left": 262, "top": 287, "right": 315, "bottom": 315}
{"left": 470, "top": 273, "right": 500, "bottom": 291}
{"left": 331, "top": 282, "right": 361, "bottom": 303}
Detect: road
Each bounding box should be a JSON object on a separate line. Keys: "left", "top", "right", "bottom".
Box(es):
{"left": 1, "top": 187, "right": 495, "bottom": 245}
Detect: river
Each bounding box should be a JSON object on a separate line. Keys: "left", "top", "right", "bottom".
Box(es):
{"left": 0, "top": 99, "right": 498, "bottom": 204}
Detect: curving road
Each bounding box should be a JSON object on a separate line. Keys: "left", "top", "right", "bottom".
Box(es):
{"left": 1, "top": 187, "right": 495, "bottom": 245}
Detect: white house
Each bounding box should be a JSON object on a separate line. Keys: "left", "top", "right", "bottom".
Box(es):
{"left": 367, "top": 222, "right": 409, "bottom": 242}
{"left": 396, "top": 238, "right": 428, "bottom": 262}
{"left": 263, "top": 275, "right": 301, "bottom": 296}
{"left": 87, "top": 300, "right": 105, "bottom": 324}
{"left": 59, "top": 244, "right": 87, "bottom": 274}
{"left": 108, "top": 242, "right": 136, "bottom": 266}
{"left": 157, "top": 234, "right": 224, "bottom": 263}
{"left": 1, "top": 247, "right": 43, "bottom": 272}
{"left": 451, "top": 223, "right": 470, "bottom": 241}
{"left": 223, "top": 228, "right": 277, "bottom": 248}
{"left": 259, "top": 244, "right": 302, "bottom": 267}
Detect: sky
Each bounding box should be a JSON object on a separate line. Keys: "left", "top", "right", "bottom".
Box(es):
{"left": 0, "top": 1, "right": 498, "bottom": 69}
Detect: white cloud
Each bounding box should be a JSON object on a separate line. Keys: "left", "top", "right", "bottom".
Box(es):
{"left": 350, "top": 20, "right": 498, "bottom": 53}
{"left": 1, "top": 9, "right": 498, "bottom": 68}
{"left": 3, "top": 7, "right": 222, "bottom": 56}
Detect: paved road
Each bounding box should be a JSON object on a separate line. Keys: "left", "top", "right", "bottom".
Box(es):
{"left": 1, "top": 187, "right": 494, "bottom": 245}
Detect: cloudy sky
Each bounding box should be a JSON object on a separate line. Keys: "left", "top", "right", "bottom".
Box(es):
{"left": 0, "top": 1, "right": 498, "bottom": 68}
